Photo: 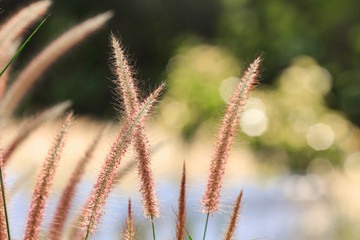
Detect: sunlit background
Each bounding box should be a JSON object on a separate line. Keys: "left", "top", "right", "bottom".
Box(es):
{"left": 1, "top": 0, "right": 360, "bottom": 239}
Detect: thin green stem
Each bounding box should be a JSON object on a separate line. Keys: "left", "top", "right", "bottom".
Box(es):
{"left": 0, "top": 14, "right": 50, "bottom": 78}
{"left": 202, "top": 213, "right": 210, "bottom": 240}
{"left": 151, "top": 216, "right": 156, "bottom": 240}
{"left": 0, "top": 165, "right": 10, "bottom": 240}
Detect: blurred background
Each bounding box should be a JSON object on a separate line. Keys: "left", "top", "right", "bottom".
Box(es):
{"left": 1, "top": 0, "right": 360, "bottom": 239}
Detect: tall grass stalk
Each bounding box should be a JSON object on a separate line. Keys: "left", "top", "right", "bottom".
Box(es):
{"left": 224, "top": 190, "right": 243, "bottom": 240}
{"left": 48, "top": 125, "right": 107, "bottom": 240}
{"left": 176, "top": 163, "right": 186, "bottom": 240}
{"left": 202, "top": 56, "right": 261, "bottom": 239}
{"left": 0, "top": 13, "right": 50, "bottom": 240}
{"left": 24, "top": 113, "right": 73, "bottom": 240}
{"left": 82, "top": 84, "right": 164, "bottom": 238}
{"left": 111, "top": 35, "right": 159, "bottom": 219}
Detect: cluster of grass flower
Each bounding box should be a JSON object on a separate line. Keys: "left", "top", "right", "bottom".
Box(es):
{"left": 0, "top": 1, "right": 261, "bottom": 239}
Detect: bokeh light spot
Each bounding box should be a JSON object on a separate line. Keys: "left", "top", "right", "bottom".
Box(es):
{"left": 306, "top": 123, "right": 334, "bottom": 150}
{"left": 240, "top": 109, "right": 268, "bottom": 136}
{"left": 219, "top": 76, "right": 238, "bottom": 103}
{"left": 344, "top": 152, "right": 360, "bottom": 179}
{"left": 288, "top": 106, "right": 316, "bottom": 132}
{"left": 305, "top": 66, "right": 332, "bottom": 95}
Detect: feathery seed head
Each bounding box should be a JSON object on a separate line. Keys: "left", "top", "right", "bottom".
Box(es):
{"left": 123, "top": 198, "right": 135, "bottom": 240}
{"left": 176, "top": 162, "right": 187, "bottom": 240}
{"left": 203, "top": 57, "right": 261, "bottom": 214}
{"left": 24, "top": 112, "right": 73, "bottom": 240}
{"left": 224, "top": 190, "right": 243, "bottom": 240}
{"left": 81, "top": 84, "right": 164, "bottom": 237}
{"left": 110, "top": 35, "right": 160, "bottom": 218}
{"left": 47, "top": 124, "right": 107, "bottom": 240}
{"left": 134, "top": 129, "right": 159, "bottom": 218}
{"left": 110, "top": 34, "right": 140, "bottom": 115}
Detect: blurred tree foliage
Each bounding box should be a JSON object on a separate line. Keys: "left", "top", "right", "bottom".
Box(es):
{"left": 1, "top": 0, "right": 360, "bottom": 126}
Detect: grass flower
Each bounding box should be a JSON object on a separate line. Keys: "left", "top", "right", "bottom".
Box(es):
{"left": 0, "top": 2, "right": 266, "bottom": 238}
{"left": 224, "top": 190, "right": 243, "bottom": 240}
{"left": 203, "top": 56, "right": 261, "bottom": 214}
{"left": 24, "top": 113, "right": 73, "bottom": 240}
{"left": 123, "top": 199, "right": 135, "bottom": 240}
{"left": 111, "top": 35, "right": 159, "bottom": 218}
{"left": 81, "top": 84, "right": 164, "bottom": 238}
{"left": 47, "top": 124, "right": 107, "bottom": 240}
{"left": 110, "top": 34, "right": 139, "bottom": 115}
{"left": 176, "top": 162, "right": 187, "bottom": 240}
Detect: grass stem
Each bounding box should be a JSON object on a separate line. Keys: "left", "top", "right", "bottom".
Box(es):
{"left": 0, "top": 165, "right": 10, "bottom": 240}
{"left": 151, "top": 216, "right": 156, "bottom": 240}
{"left": 202, "top": 213, "right": 210, "bottom": 240}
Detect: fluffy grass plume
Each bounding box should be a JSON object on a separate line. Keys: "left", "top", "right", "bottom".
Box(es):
{"left": 176, "top": 162, "right": 187, "bottom": 240}
{"left": 203, "top": 57, "right": 261, "bottom": 214}
{"left": 111, "top": 35, "right": 159, "bottom": 218}
{"left": 81, "top": 84, "right": 164, "bottom": 238}
{"left": 224, "top": 190, "right": 243, "bottom": 240}
{"left": 47, "top": 124, "right": 107, "bottom": 240}
{"left": 0, "top": 11, "right": 113, "bottom": 118}
{"left": 24, "top": 113, "right": 73, "bottom": 240}
{"left": 123, "top": 199, "right": 136, "bottom": 240}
